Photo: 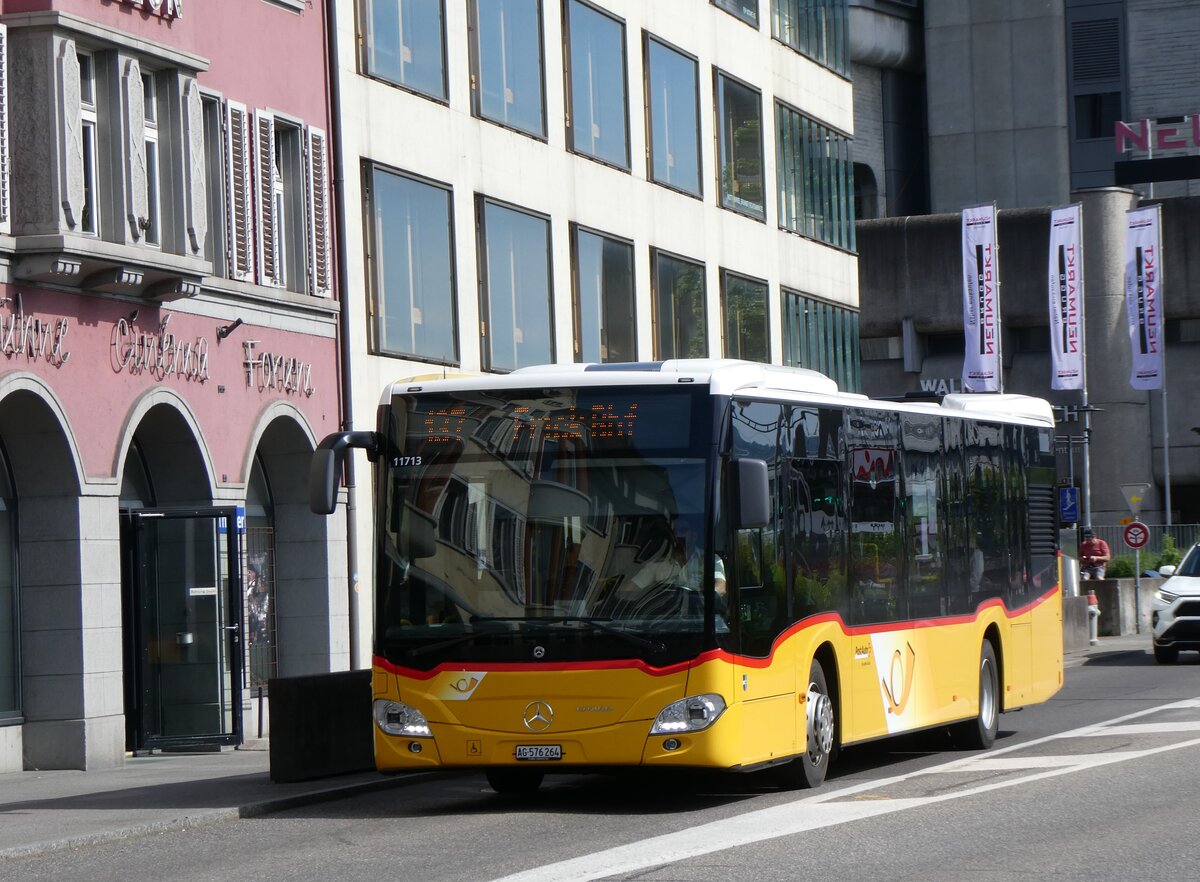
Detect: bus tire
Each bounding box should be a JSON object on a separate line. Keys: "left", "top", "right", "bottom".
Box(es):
{"left": 784, "top": 658, "right": 836, "bottom": 789}
{"left": 954, "top": 640, "right": 999, "bottom": 750}
{"left": 486, "top": 768, "right": 544, "bottom": 795}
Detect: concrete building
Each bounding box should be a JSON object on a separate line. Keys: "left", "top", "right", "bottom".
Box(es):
{"left": 0, "top": 0, "right": 345, "bottom": 771}
{"left": 853, "top": 0, "right": 1200, "bottom": 528}
{"left": 330, "top": 0, "right": 863, "bottom": 665}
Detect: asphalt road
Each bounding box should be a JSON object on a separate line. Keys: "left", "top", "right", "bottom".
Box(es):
{"left": 8, "top": 647, "right": 1198, "bottom": 882}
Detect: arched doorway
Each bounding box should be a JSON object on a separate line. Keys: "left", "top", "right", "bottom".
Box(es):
{"left": 252, "top": 414, "right": 342, "bottom": 677}
{"left": 0, "top": 385, "right": 102, "bottom": 770}
{"left": 0, "top": 442, "right": 18, "bottom": 735}
{"left": 119, "top": 405, "right": 244, "bottom": 752}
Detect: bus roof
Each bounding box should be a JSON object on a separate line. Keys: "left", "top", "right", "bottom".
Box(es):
{"left": 384, "top": 360, "right": 1055, "bottom": 427}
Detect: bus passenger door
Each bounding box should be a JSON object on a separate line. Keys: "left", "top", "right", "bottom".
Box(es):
{"left": 730, "top": 525, "right": 797, "bottom": 766}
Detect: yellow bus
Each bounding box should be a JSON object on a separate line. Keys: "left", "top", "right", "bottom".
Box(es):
{"left": 310, "top": 360, "right": 1062, "bottom": 793}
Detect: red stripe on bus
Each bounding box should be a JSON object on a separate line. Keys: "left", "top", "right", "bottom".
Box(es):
{"left": 374, "top": 583, "right": 1060, "bottom": 680}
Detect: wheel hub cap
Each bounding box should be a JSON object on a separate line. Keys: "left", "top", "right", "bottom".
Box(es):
{"left": 807, "top": 686, "right": 834, "bottom": 763}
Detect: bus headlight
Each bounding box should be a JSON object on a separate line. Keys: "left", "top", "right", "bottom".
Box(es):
{"left": 650, "top": 694, "right": 727, "bottom": 734}
{"left": 374, "top": 700, "right": 432, "bottom": 738}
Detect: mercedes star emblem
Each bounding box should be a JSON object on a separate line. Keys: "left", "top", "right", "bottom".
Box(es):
{"left": 522, "top": 701, "right": 554, "bottom": 732}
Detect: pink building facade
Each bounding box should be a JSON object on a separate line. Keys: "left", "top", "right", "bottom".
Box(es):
{"left": 0, "top": 0, "right": 346, "bottom": 770}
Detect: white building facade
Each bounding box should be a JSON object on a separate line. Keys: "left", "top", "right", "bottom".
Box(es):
{"left": 330, "top": 0, "right": 861, "bottom": 664}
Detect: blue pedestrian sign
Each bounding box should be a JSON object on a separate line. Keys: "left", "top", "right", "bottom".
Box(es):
{"left": 1059, "top": 486, "right": 1079, "bottom": 525}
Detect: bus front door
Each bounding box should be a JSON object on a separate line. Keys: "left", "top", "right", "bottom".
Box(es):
{"left": 122, "top": 509, "right": 244, "bottom": 753}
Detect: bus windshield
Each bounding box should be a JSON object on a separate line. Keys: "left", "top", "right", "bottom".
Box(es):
{"left": 374, "top": 384, "right": 716, "bottom": 667}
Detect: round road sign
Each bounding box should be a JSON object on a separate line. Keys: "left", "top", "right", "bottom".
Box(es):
{"left": 1123, "top": 521, "right": 1150, "bottom": 550}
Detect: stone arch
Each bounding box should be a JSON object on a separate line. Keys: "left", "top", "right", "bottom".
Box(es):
{"left": 114, "top": 388, "right": 216, "bottom": 505}
{"left": 245, "top": 404, "right": 345, "bottom": 677}
{"left": 0, "top": 377, "right": 124, "bottom": 770}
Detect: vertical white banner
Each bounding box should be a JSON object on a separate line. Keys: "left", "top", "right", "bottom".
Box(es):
{"left": 1124, "top": 205, "right": 1164, "bottom": 390}
{"left": 961, "top": 204, "right": 1000, "bottom": 392}
{"left": 1048, "top": 205, "right": 1084, "bottom": 390}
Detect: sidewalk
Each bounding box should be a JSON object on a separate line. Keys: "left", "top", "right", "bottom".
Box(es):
{"left": 0, "top": 634, "right": 1151, "bottom": 861}
{"left": 1064, "top": 631, "right": 1148, "bottom": 667}
{"left": 0, "top": 741, "right": 424, "bottom": 860}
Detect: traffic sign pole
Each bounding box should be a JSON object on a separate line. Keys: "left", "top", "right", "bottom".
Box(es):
{"left": 1122, "top": 520, "right": 1150, "bottom": 635}
{"left": 1134, "top": 548, "right": 1141, "bottom": 635}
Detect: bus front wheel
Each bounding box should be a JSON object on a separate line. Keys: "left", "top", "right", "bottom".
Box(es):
{"left": 783, "top": 658, "right": 836, "bottom": 789}
{"left": 954, "top": 640, "right": 999, "bottom": 750}
{"left": 486, "top": 768, "right": 544, "bottom": 795}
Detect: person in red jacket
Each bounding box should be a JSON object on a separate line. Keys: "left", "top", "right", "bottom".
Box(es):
{"left": 1079, "top": 528, "right": 1111, "bottom": 580}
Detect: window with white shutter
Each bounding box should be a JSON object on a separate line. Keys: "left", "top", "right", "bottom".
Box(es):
{"left": 79, "top": 51, "right": 100, "bottom": 236}
{"left": 254, "top": 109, "right": 282, "bottom": 287}
{"left": 225, "top": 100, "right": 254, "bottom": 280}
{"left": 306, "top": 126, "right": 331, "bottom": 297}
{"left": 0, "top": 24, "right": 9, "bottom": 235}
{"left": 201, "top": 94, "right": 228, "bottom": 273}
{"left": 142, "top": 72, "right": 161, "bottom": 248}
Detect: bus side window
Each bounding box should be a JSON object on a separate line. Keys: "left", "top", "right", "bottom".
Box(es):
{"left": 729, "top": 399, "right": 788, "bottom": 656}
{"left": 846, "top": 408, "right": 904, "bottom": 625}
{"left": 736, "top": 528, "right": 763, "bottom": 590}
{"left": 943, "top": 418, "right": 972, "bottom": 616}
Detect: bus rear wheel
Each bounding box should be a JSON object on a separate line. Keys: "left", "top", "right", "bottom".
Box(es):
{"left": 953, "top": 640, "right": 999, "bottom": 750}
{"left": 782, "top": 658, "right": 836, "bottom": 789}
{"left": 486, "top": 767, "right": 545, "bottom": 795}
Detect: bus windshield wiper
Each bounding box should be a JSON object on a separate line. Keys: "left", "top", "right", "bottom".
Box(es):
{"left": 470, "top": 615, "right": 666, "bottom": 653}
{"left": 402, "top": 623, "right": 512, "bottom": 658}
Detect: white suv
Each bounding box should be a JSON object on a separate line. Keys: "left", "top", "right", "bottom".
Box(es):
{"left": 1150, "top": 543, "right": 1200, "bottom": 664}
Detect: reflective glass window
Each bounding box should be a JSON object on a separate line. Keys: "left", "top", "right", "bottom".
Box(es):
{"left": 369, "top": 166, "right": 458, "bottom": 364}
{"left": 782, "top": 290, "right": 861, "bottom": 392}
{"left": 771, "top": 0, "right": 849, "bottom": 76}
{"left": 847, "top": 408, "right": 903, "bottom": 625}
{"left": 713, "top": 0, "right": 759, "bottom": 27}
{"left": 776, "top": 101, "right": 855, "bottom": 250}
{"left": 479, "top": 199, "right": 553, "bottom": 370}
{"left": 785, "top": 405, "right": 847, "bottom": 622}
{"left": 573, "top": 226, "right": 636, "bottom": 363}
{"left": 645, "top": 37, "right": 701, "bottom": 196}
{"left": 716, "top": 71, "right": 765, "bottom": 218}
{"left": 365, "top": 0, "right": 448, "bottom": 100}
{"left": 721, "top": 271, "right": 769, "bottom": 362}
{"left": 566, "top": 1, "right": 629, "bottom": 168}
{"left": 652, "top": 251, "right": 707, "bottom": 359}
{"left": 471, "top": 0, "right": 546, "bottom": 137}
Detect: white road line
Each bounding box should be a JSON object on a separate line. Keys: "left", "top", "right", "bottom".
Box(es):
{"left": 926, "top": 755, "right": 1104, "bottom": 771}
{"left": 1084, "top": 721, "right": 1200, "bottom": 735}
{"left": 485, "top": 697, "right": 1200, "bottom": 882}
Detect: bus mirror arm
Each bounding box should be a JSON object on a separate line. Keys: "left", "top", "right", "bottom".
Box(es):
{"left": 735, "top": 458, "right": 770, "bottom": 529}
{"left": 309, "top": 431, "right": 381, "bottom": 515}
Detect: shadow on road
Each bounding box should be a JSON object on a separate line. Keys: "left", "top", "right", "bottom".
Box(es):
{"left": 1080, "top": 646, "right": 1200, "bottom": 667}
{"left": 273, "top": 724, "right": 1020, "bottom": 822}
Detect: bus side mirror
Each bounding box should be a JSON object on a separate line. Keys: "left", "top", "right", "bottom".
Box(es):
{"left": 735, "top": 458, "right": 769, "bottom": 529}
{"left": 406, "top": 505, "right": 438, "bottom": 559}
{"left": 309, "top": 431, "right": 380, "bottom": 515}
{"left": 309, "top": 448, "right": 340, "bottom": 515}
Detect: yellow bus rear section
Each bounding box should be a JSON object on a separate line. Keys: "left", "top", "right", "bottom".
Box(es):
{"left": 372, "top": 588, "right": 1063, "bottom": 773}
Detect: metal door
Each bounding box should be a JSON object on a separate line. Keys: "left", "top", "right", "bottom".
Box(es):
{"left": 124, "top": 509, "right": 243, "bottom": 751}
